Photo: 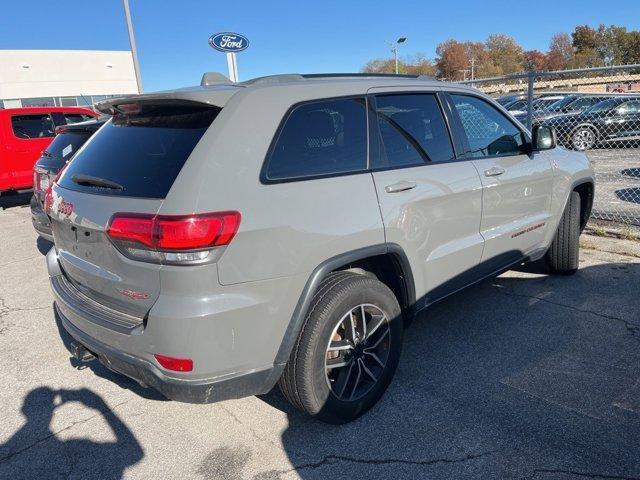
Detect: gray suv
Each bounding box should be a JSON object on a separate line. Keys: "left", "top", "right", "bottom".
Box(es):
{"left": 47, "top": 73, "right": 594, "bottom": 423}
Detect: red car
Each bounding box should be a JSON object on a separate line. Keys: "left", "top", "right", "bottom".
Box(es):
{"left": 0, "top": 106, "right": 97, "bottom": 194}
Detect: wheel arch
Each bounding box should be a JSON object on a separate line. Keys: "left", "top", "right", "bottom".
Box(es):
{"left": 572, "top": 179, "right": 594, "bottom": 230}
{"left": 272, "top": 244, "right": 415, "bottom": 367}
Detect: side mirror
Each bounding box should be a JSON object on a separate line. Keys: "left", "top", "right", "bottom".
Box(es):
{"left": 532, "top": 125, "right": 556, "bottom": 151}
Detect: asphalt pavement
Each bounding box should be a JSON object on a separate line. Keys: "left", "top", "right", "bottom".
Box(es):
{"left": 1, "top": 196, "right": 639, "bottom": 480}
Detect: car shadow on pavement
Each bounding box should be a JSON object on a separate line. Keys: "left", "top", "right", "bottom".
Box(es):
{"left": 0, "top": 192, "right": 31, "bottom": 210}
{"left": 0, "top": 387, "right": 143, "bottom": 479}
{"left": 256, "top": 261, "right": 640, "bottom": 479}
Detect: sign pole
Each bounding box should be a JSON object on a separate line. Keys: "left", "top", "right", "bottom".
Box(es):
{"left": 226, "top": 52, "right": 239, "bottom": 82}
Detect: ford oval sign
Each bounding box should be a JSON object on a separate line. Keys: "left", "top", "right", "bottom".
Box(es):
{"left": 208, "top": 32, "right": 249, "bottom": 53}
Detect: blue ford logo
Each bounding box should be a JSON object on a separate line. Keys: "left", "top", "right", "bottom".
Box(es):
{"left": 208, "top": 32, "right": 249, "bottom": 53}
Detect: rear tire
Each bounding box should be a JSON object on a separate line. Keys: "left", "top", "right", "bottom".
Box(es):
{"left": 546, "top": 191, "right": 581, "bottom": 275}
{"left": 278, "top": 271, "right": 403, "bottom": 424}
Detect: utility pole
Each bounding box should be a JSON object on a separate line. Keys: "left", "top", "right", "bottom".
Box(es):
{"left": 123, "top": 0, "right": 143, "bottom": 93}
{"left": 470, "top": 57, "right": 476, "bottom": 81}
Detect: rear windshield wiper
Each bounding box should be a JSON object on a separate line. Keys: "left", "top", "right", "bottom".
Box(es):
{"left": 72, "top": 174, "right": 124, "bottom": 191}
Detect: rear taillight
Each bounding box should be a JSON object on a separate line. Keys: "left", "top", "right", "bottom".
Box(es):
{"left": 33, "top": 170, "right": 50, "bottom": 193}
{"left": 106, "top": 211, "right": 241, "bottom": 265}
{"left": 43, "top": 185, "right": 53, "bottom": 215}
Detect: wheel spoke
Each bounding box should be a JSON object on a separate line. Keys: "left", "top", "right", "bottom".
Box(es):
{"left": 348, "top": 361, "right": 363, "bottom": 401}
{"left": 365, "top": 325, "right": 390, "bottom": 350}
{"left": 328, "top": 339, "right": 353, "bottom": 352}
{"left": 335, "top": 362, "right": 355, "bottom": 398}
{"left": 360, "top": 358, "right": 378, "bottom": 382}
{"left": 364, "top": 313, "right": 385, "bottom": 342}
{"left": 326, "top": 356, "right": 352, "bottom": 370}
{"left": 360, "top": 305, "right": 367, "bottom": 339}
{"left": 364, "top": 350, "right": 385, "bottom": 368}
{"left": 346, "top": 310, "right": 358, "bottom": 344}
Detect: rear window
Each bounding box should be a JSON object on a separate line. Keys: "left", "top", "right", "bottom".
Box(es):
{"left": 58, "top": 104, "right": 219, "bottom": 199}
{"left": 44, "top": 132, "right": 93, "bottom": 160}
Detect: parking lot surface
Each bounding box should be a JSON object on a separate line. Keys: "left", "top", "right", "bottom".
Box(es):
{"left": 1, "top": 198, "right": 639, "bottom": 480}
{"left": 589, "top": 149, "right": 640, "bottom": 226}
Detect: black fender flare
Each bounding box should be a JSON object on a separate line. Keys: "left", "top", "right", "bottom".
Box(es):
{"left": 271, "top": 243, "right": 415, "bottom": 369}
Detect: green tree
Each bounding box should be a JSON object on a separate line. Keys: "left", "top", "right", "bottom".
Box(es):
{"left": 485, "top": 34, "right": 523, "bottom": 75}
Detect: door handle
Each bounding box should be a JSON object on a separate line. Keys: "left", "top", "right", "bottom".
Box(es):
{"left": 385, "top": 181, "right": 417, "bottom": 193}
{"left": 484, "top": 167, "right": 505, "bottom": 177}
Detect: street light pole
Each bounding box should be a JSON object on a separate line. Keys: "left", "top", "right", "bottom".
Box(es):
{"left": 386, "top": 37, "right": 406, "bottom": 75}
{"left": 123, "top": 0, "right": 143, "bottom": 93}
{"left": 394, "top": 47, "right": 398, "bottom": 74}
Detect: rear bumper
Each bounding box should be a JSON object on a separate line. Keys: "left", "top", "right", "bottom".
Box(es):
{"left": 30, "top": 194, "right": 53, "bottom": 241}
{"left": 54, "top": 304, "right": 280, "bottom": 403}
{"left": 47, "top": 244, "right": 287, "bottom": 403}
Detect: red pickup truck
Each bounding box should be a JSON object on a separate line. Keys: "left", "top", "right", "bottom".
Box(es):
{"left": 0, "top": 107, "right": 97, "bottom": 193}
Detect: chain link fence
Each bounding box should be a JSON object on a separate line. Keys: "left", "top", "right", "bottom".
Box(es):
{"left": 462, "top": 64, "right": 640, "bottom": 228}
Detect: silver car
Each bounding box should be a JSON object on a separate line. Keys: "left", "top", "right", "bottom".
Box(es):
{"left": 46, "top": 73, "right": 594, "bottom": 423}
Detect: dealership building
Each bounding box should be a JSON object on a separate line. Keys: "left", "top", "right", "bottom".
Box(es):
{"left": 0, "top": 50, "right": 139, "bottom": 109}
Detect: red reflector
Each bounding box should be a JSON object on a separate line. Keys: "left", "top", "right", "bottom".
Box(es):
{"left": 107, "top": 211, "right": 241, "bottom": 251}
{"left": 154, "top": 354, "right": 193, "bottom": 372}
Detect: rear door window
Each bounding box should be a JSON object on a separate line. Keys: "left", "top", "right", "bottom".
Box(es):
{"left": 263, "top": 97, "right": 367, "bottom": 181}
{"left": 11, "top": 114, "right": 55, "bottom": 139}
{"left": 372, "top": 93, "right": 454, "bottom": 169}
{"left": 58, "top": 104, "right": 219, "bottom": 199}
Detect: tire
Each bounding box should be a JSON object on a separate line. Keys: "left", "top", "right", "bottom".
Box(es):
{"left": 546, "top": 191, "right": 581, "bottom": 274}
{"left": 571, "top": 127, "right": 597, "bottom": 151}
{"left": 278, "top": 271, "right": 403, "bottom": 424}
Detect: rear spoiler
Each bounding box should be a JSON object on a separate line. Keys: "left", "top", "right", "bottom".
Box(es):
{"left": 95, "top": 86, "right": 241, "bottom": 115}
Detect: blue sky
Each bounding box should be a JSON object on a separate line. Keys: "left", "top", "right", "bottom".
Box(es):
{"left": 1, "top": 0, "right": 639, "bottom": 92}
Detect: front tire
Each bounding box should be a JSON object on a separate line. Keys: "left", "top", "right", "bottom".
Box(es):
{"left": 278, "top": 271, "right": 403, "bottom": 424}
{"left": 546, "top": 191, "right": 581, "bottom": 274}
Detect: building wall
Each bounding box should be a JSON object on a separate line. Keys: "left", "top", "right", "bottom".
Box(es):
{"left": 0, "top": 50, "right": 139, "bottom": 106}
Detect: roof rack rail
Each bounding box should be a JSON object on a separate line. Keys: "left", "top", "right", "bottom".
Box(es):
{"left": 300, "top": 73, "right": 436, "bottom": 80}
{"left": 201, "top": 72, "right": 233, "bottom": 86}
{"left": 240, "top": 72, "right": 438, "bottom": 86}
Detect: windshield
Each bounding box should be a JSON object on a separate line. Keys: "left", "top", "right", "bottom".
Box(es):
{"left": 533, "top": 98, "right": 562, "bottom": 112}
{"left": 58, "top": 103, "right": 220, "bottom": 199}
{"left": 585, "top": 98, "right": 618, "bottom": 114}
{"left": 546, "top": 96, "right": 578, "bottom": 112}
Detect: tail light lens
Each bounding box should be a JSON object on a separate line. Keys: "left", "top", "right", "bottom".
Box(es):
{"left": 154, "top": 354, "right": 193, "bottom": 372}
{"left": 106, "top": 211, "right": 241, "bottom": 265}
{"left": 43, "top": 185, "right": 53, "bottom": 215}
{"left": 33, "top": 170, "right": 51, "bottom": 193}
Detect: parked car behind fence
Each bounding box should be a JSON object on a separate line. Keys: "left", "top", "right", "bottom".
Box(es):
{"left": 463, "top": 64, "right": 640, "bottom": 227}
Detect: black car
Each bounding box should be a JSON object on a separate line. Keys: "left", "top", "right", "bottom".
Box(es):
{"left": 31, "top": 117, "right": 107, "bottom": 240}
{"left": 544, "top": 96, "right": 640, "bottom": 151}
{"left": 514, "top": 94, "right": 614, "bottom": 126}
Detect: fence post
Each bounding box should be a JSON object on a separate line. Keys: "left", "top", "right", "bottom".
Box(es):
{"left": 526, "top": 71, "right": 535, "bottom": 131}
